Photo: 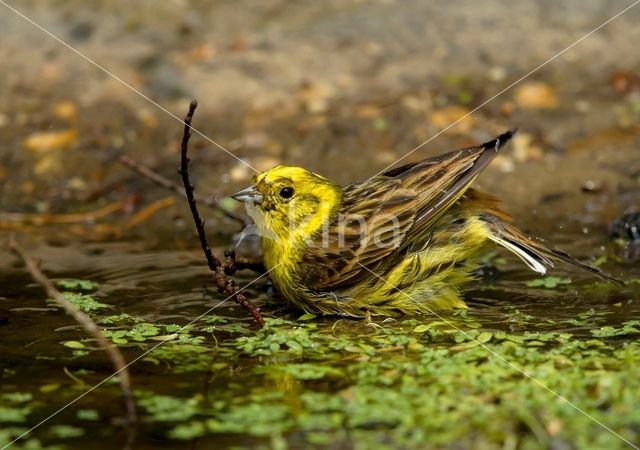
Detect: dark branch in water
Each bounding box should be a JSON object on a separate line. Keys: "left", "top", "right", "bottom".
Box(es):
{"left": 118, "top": 154, "right": 250, "bottom": 227}
{"left": 223, "top": 249, "right": 266, "bottom": 274}
{"left": 178, "top": 100, "right": 264, "bottom": 327}
{"left": 8, "top": 236, "right": 138, "bottom": 428}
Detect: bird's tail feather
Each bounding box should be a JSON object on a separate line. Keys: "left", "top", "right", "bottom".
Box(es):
{"left": 487, "top": 233, "right": 550, "bottom": 275}
{"left": 485, "top": 220, "right": 622, "bottom": 284}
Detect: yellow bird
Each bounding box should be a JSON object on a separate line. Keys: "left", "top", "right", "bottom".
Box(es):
{"left": 232, "top": 131, "right": 618, "bottom": 317}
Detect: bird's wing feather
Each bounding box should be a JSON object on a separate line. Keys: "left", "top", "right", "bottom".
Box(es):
{"left": 398, "top": 130, "right": 514, "bottom": 231}
{"left": 462, "top": 189, "right": 622, "bottom": 284}
{"left": 300, "top": 185, "right": 417, "bottom": 289}
{"left": 300, "top": 131, "right": 515, "bottom": 290}
{"left": 483, "top": 217, "right": 623, "bottom": 284}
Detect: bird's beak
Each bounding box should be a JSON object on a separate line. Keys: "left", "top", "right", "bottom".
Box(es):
{"left": 231, "top": 185, "right": 263, "bottom": 204}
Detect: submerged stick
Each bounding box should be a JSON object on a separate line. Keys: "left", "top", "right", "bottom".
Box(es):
{"left": 178, "top": 100, "right": 264, "bottom": 327}
{"left": 119, "top": 155, "right": 250, "bottom": 227}
{"left": 8, "top": 237, "right": 137, "bottom": 425}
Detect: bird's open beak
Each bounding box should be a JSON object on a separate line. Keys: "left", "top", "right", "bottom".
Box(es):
{"left": 231, "top": 185, "right": 263, "bottom": 204}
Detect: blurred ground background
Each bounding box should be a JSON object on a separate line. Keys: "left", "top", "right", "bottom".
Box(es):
{"left": 1, "top": 0, "right": 639, "bottom": 242}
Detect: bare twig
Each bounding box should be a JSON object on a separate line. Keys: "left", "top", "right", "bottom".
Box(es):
{"left": 8, "top": 236, "right": 138, "bottom": 426}
{"left": 223, "top": 249, "right": 266, "bottom": 274}
{"left": 119, "top": 154, "right": 250, "bottom": 227}
{"left": 178, "top": 100, "right": 264, "bottom": 327}
{"left": 0, "top": 201, "right": 126, "bottom": 225}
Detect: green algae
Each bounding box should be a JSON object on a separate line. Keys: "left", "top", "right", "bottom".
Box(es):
{"left": 4, "top": 278, "right": 640, "bottom": 450}
{"left": 525, "top": 276, "right": 572, "bottom": 289}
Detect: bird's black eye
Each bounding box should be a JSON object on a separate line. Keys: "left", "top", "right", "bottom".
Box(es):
{"left": 279, "top": 187, "right": 294, "bottom": 199}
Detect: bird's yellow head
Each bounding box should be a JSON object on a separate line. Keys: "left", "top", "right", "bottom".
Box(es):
{"left": 232, "top": 166, "right": 342, "bottom": 243}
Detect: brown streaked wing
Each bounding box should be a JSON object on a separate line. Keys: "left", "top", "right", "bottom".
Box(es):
{"left": 393, "top": 130, "right": 515, "bottom": 233}
{"left": 300, "top": 186, "right": 416, "bottom": 290}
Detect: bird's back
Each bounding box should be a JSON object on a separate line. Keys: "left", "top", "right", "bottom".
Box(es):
{"left": 297, "top": 132, "right": 515, "bottom": 293}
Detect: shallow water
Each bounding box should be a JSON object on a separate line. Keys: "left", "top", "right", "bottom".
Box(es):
{"left": 1, "top": 223, "right": 639, "bottom": 449}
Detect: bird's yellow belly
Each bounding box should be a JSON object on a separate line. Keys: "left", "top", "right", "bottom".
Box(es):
{"left": 261, "top": 215, "right": 491, "bottom": 317}
{"left": 262, "top": 236, "right": 315, "bottom": 310}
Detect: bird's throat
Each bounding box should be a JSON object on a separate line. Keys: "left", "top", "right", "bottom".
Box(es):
{"left": 260, "top": 187, "right": 341, "bottom": 295}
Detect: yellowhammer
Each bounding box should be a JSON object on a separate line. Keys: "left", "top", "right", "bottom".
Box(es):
{"left": 232, "top": 131, "right": 618, "bottom": 317}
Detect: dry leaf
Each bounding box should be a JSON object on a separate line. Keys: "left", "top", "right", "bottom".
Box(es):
{"left": 401, "top": 95, "right": 427, "bottom": 113}
{"left": 512, "top": 133, "right": 544, "bottom": 161}
{"left": 429, "top": 106, "right": 474, "bottom": 133}
{"left": 53, "top": 101, "right": 78, "bottom": 120}
{"left": 24, "top": 129, "right": 77, "bottom": 153}
{"left": 491, "top": 154, "right": 515, "bottom": 173}
{"left": 610, "top": 70, "right": 639, "bottom": 93}
{"left": 514, "top": 81, "right": 558, "bottom": 109}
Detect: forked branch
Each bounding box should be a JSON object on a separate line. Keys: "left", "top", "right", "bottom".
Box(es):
{"left": 178, "top": 100, "right": 264, "bottom": 326}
